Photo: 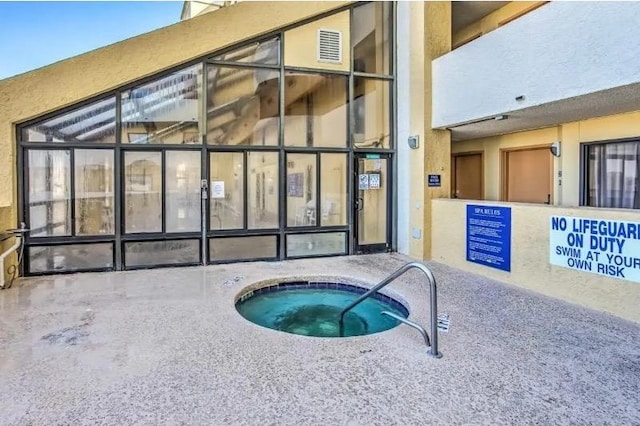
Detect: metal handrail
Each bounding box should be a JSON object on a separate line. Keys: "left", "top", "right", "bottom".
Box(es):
{"left": 380, "top": 311, "right": 431, "bottom": 348}
{"left": 338, "top": 262, "right": 442, "bottom": 358}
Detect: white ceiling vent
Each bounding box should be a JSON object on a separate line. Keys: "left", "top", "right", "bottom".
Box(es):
{"left": 317, "top": 29, "right": 342, "bottom": 64}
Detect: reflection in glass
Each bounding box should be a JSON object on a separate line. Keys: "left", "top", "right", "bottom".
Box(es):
{"left": 21, "top": 98, "right": 116, "bottom": 143}
{"left": 353, "top": 78, "right": 391, "bottom": 149}
{"left": 121, "top": 65, "right": 202, "bottom": 145}
{"left": 352, "top": 2, "right": 392, "bottom": 75}
{"left": 28, "top": 150, "right": 71, "bottom": 237}
{"left": 209, "top": 236, "right": 277, "bottom": 261}
{"left": 287, "top": 154, "right": 316, "bottom": 227}
{"left": 211, "top": 37, "right": 280, "bottom": 65}
{"left": 247, "top": 151, "right": 279, "bottom": 229}
{"left": 207, "top": 66, "right": 279, "bottom": 146}
{"left": 286, "top": 232, "right": 346, "bottom": 257}
{"left": 210, "top": 152, "right": 244, "bottom": 230}
{"left": 357, "top": 158, "right": 387, "bottom": 245}
{"left": 29, "top": 243, "right": 113, "bottom": 273}
{"left": 320, "top": 154, "right": 347, "bottom": 226}
{"left": 124, "top": 151, "right": 162, "bottom": 233}
{"left": 284, "top": 72, "right": 347, "bottom": 147}
{"left": 166, "top": 151, "right": 201, "bottom": 232}
{"left": 75, "top": 149, "right": 114, "bottom": 235}
{"left": 125, "top": 240, "right": 199, "bottom": 267}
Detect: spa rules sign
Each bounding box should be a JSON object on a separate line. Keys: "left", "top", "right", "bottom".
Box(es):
{"left": 549, "top": 216, "right": 640, "bottom": 283}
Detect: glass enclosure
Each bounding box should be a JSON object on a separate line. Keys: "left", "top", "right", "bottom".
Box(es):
{"left": 18, "top": 2, "right": 394, "bottom": 274}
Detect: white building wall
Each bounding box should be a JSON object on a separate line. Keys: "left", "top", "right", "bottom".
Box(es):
{"left": 433, "top": 2, "right": 640, "bottom": 128}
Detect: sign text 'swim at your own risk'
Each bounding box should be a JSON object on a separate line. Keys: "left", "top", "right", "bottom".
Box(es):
{"left": 549, "top": 216, "right": 640, "bottom": 283}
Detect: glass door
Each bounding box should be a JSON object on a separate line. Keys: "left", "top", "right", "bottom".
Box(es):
{"left": 122, "top": 149, "right": 202, "bottom": 269}
{"left": 354, "top": 153, "right": 390, "bottom": 253}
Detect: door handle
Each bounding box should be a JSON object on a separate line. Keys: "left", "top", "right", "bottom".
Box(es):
{"left": 356, "top": 197, "right": 364, "bottom": 212}
{"left": 545, "top": 194, "right": 551, "bottom": 204}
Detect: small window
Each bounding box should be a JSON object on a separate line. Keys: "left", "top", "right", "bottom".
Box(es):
{"left": 585, "top": 140, "right": 640, "bottom": 209}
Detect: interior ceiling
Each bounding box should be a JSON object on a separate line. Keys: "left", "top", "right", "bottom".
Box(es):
{"left": 448, "top": 82, "right": 640, "bottom": 141}
{"left": 452, "top": 1, "right": 510, "bottom": 33}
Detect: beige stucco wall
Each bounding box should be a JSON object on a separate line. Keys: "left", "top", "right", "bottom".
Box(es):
{"left": 284, "top": 11, "right": 350, "bottom": 72}
{"left": 407, "top": 1, "right": 426, "bottom": 259}
{"left": 0, "top": 1, "right": 350, "bottom": 216}
{"left": 423, "top": 2, "right": 452, "bottom": 259}
{"left": 452, "top": 109, "right": 640, "bottom": 207}
{"left": 432, "top": 199, "right": 640, "bottom": 322}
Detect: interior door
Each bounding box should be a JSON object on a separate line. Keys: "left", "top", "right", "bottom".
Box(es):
{"left": 453, "top": 152, "right": 483, "bottom": 199}
{"left": 354, "top": 154, "right": 390, "bottom": 254}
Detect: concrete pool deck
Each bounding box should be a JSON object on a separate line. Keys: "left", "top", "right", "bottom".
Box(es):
{"left": 1, "top": 253, "right": 639, "bottom": 425}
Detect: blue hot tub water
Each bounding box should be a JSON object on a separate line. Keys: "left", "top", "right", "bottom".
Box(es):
{"left": 235, "top": 282, "right": 409, "bottom": 338}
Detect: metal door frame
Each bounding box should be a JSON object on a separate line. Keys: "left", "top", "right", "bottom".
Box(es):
{"left": 353, "top": 152, "right": 392, "bottom": 254}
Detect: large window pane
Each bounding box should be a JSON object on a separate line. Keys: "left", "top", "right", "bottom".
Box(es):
{"left": 75, "top": 149, "right": 114, "bottom": 235}
{"left": 29, "top": 243, "right": 113, "bottom": 273}
{"left": 287, "top": 154, "right": 316, "bottom": 227}
{"left": 352, "top": 2, "right": 392, "bottom": 75}
{"left": 587, "top": 141, "right": 640, "bottom": 209}
{"left": 211, "top": 37, "right": 280, "bottom": 65}
{"left": 320, "top": 154, "right": 347, "bottom": 226}
{"left": 125, "top": 240, "right": 199, "bottom": 267}
{"left": 122, "top": 65, "right": 202, "bottom": 145}
{"left": 28, "top": 150, "right": 71, "bottom": 237}
{"left": 284, "top": 72, "right": 347, "bottom": 147}
{"left": 210, "top": 152, "right": 244, "bottom": 230}
{"left": 286, "top": 232, "right": 346, "bottom": 257}
{"left": 21, "top": 98, "right": 116, "bottom": 143}
{"left": 209, "top": 236, "right": 277, "bottom": 262}
{"left": 207, "top": 66, "right": 279, "bottom": 146}
{"left": 124, "top": 152, "right": 162, "bottom": 233}
{"left": 247, "top": 151, "right": 279, "bottom": 229}
{"left": 166, "top": 151, "right": 201, "bottom": 232}
{"left": 353, "top": 78, "right": 391, "bottom": 149}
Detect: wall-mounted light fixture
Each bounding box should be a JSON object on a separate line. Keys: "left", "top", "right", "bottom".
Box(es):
{"left": 550, "top": 141, "right": 561, "bottom": 157}
{"left": 408, "top": 135, "right": 420, "bottom": 149}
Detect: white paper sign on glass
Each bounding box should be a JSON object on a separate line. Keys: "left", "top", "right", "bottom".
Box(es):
{"left": 549, "top": 215, "right": 640, "bottom": 283}
{"left": 211, "top": 181, "right": 225, "bottom": 199}
{"left": 359, "top": 174, "right": 369, "bottom": 190}
{"left": 369, "top": 173, "right": 380, "bottom": 189}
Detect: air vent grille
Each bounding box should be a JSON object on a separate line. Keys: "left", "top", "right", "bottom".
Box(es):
{"left": 317, "top": 29, "right": 342, "bottom": 64}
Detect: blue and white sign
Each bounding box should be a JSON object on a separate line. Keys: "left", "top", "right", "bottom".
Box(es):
{"left": 466, "top": 205, "right": 512, "bottom": 272}
{"left": 427, "top": 174, "right": 441, "bottom": 187}
{"left": 550, "top": 216, "right": 640, "bottom": 283}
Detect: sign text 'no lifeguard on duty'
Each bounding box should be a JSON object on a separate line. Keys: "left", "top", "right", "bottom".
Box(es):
{"left": 466, "top": 205, "right": 512, "bottom": 272}
{"left": 550, "top": 216, "right": 640, "bottom": 283}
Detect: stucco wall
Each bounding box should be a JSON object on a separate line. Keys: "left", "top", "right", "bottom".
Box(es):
{"left": 434, "top": 1, "right": 640, "bottom": 128}
{"left": 0, "top": 1, "right": 349, "bottom": 212}
{"left": 432, "top": 199, "right": 640, "bottom": 322}
{"left": 452, "top": 109, "right": 640, "bottom": 207}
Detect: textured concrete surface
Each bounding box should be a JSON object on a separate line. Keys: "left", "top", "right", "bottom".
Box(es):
{"left": 0, "top": 254, "right": 638, "bottom": 425}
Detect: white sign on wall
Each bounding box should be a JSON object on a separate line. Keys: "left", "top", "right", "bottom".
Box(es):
{"left": 211, "top": 181, "right": 225, "bottom": 199}
{"left": 549, "top": 215, "right": 640, "bottom": 283}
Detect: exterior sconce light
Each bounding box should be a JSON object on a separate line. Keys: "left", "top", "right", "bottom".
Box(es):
{"left": 408, "top": 135, "right": 420, "bottom": 149}
{"left": 550, "top": 141, "right": 561, "bottom": 157}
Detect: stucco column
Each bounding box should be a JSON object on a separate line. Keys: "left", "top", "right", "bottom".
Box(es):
{"left": 423, "top": 2, "right": 452, "bottom": 259}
